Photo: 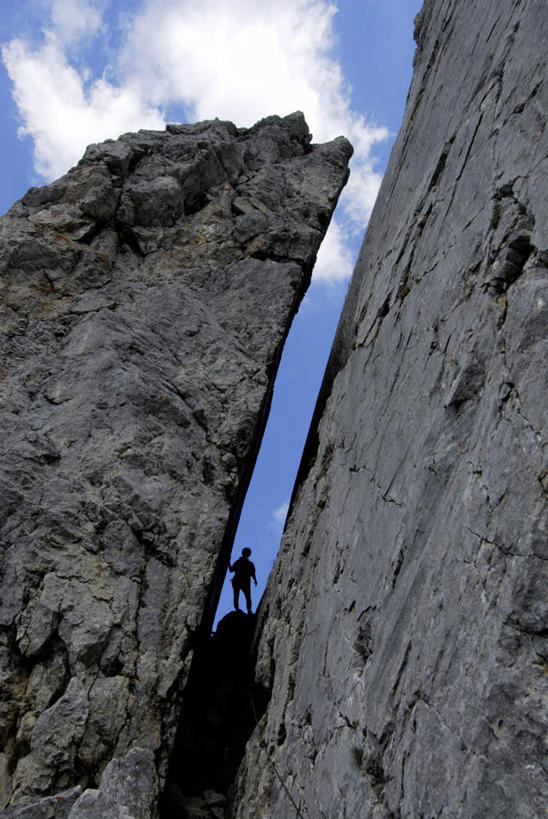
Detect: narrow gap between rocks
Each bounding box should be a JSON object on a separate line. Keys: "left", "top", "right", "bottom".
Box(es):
{"left": 159, "top": 611, "right": 268, "bottom": 818}
{"left": 214, "top": 284, "right": 346, "bottom": 627}
{"left": 159, "top": 283, "right": 345, "bottom": 817}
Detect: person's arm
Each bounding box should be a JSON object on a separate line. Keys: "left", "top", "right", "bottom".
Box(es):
{"left": 251, "top": 562, "right": 257, "bottom": 585}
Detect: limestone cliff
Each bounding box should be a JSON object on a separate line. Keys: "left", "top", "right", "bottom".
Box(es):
{"left": 0, "top": 113, "right": 352, "bottom": 815}
{"left": 233, "top": 1, "right": 547, "bottom": 816}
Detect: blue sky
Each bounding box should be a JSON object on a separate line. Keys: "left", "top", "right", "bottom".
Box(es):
{"left": 0, "top": 0, "right": 422, "bottom": 624}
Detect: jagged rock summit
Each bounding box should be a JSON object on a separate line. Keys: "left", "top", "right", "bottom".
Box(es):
{"left": 0, "top": 112, "right": 352, "bottom": 815}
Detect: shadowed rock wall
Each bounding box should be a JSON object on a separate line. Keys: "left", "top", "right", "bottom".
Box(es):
{"left": 161, "top": 611, "right": 258, "bottom": 817}
{"left": 0, "top": 113, "right": 351, "bottom": 815}
{"left": 233, "top": 1, "right": 547, "bottom": 816}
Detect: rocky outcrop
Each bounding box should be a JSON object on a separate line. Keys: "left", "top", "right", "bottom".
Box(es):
{"left": 0, "top": 113, "right": 352, "bottom": 813}
{"left": 233, "top": 1, "right": 547, "bottom": 817}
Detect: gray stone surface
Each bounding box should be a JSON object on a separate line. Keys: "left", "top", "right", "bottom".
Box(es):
{"left": 233, "top": 1, "right": 547, "bottom": 817}
{"left": 67, "top": 748, "right": 158, "bottom": 818}
{"left": 0, "top": 113, "right": 351, "bottom": 813}
{"left": 2, "top": 787, "right": 81, "bottom": 819}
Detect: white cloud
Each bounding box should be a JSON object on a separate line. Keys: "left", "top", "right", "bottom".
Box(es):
{"left": 124, "top": 0, "right": 339, "bottom": 126}
{"left": 314, "top": 216, "right": 354, "bottom": 284}
{"left": 2, "top": 36, "right": 163, "bottom": 179}
{"left": 2, "top": 0, "right": 389, "bottom": 282}
{"left": 51, "top": 0, "right": 103, "bottom": 43}
{"left": 269, "top": 501, "right": 289, "bottom": 534}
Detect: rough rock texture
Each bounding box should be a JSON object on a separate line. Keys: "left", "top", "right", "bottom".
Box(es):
{"left": 67, "top": 749, "right": 158, "bottom": 818}
{"left": 2, "top": 786, "right": 82, "bottom": 818}
{"left": 0, "top": 112, "right": 351, "bottom": 813}
{"left": 233, "top": 2, "right": 547, "bottom": 817}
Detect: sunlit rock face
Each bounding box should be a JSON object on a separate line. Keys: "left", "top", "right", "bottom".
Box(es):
{"left": 233, "top": 1, "right": 547, "bottom": 816}
{"left": 0, "top": 112, "right": 352, "bottom": 814}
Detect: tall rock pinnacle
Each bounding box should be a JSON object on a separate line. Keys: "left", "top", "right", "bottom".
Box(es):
{"left": 233, "top": 1, "right": 547, "bottom": 817}
{"left": 0, "top": 113, "right": 352, "bottom": 815}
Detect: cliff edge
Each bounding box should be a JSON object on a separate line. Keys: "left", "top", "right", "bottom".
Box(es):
{"left": 233, "top": 1, "right": 547, "bottom": 816}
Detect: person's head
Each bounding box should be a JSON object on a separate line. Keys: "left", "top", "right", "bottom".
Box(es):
{"left": 242, "top": 547, "right": 252, "bottom": 558}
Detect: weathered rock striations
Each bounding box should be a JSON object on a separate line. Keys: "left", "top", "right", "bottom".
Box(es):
{"left": 233, "top": 1, "right": 547, "bottom": 817}
{"left": 0, "top": 113, "right": 352, "bottom": 814}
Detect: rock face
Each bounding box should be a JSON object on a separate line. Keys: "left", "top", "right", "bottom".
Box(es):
{"left": 233, "top": 2, "right": 547, "bottom": 817}
{"left": 0, "top": 113, "right": 352, "bottom": 813}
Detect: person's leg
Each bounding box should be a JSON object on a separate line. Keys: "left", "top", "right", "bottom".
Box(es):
{"left": 233, "top": 583, "right": 240, "bottom": 611}
{"left": 243, "top": 583, "right": 252, "bottom": 614}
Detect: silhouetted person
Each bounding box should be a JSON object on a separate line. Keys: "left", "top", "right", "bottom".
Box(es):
{"left": 229, "top": 548, "right": 257, "bottom": 614}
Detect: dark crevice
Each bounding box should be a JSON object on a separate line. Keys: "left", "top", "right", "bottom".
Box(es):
{"left": 377, "top": 295, "right": 391, "bottom": 319}
{"left": 76, "top": 220, "right": 104, "bottom": 246}
{"left": 114, "top": 221, "right": 145, "bottom": 257}
{"left": 427, "top": 139, "right": 452, "bottom": 191}
{"left": 486, "top": 234, "right": 533, "bottom": 295}
{"left": 160, "top": 612, "right": 268, "bottom": 818}
{"left": 127, "top": 149, "right": 146, "bottom": 175}
{"left": 184, "top": 191, "right": 210, "bottom": 216}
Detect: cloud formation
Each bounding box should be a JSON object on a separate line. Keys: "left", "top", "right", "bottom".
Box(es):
{"left": 269, "top": 501, "right": 290, "bottom": 535}
{"left": 50, "top": 0, "right": 103, "bottom": 43}
{"left": 2, "top": 0, "right": 388, "bottom": 282}
{"left": 3, "top": 37, "right": 163, "bottom": 179}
